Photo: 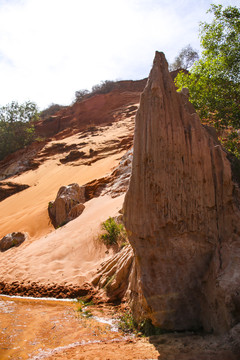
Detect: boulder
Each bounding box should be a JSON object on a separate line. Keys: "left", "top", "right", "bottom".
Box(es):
{"left": 0, "top": 232, "right": 26, "bottom": 252}
{"left": 68, "top": 203, "right": 85, "bottom": 221}
{"left": 123, "top": 51, "right": 240, "bottom": 334}
{"left": 48, "top": 183, "right": 85, "bottom": 228}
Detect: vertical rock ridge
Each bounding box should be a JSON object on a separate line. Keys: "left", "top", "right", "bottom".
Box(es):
{"left": 123, "top": 51, "right": 240, "bottom": 333}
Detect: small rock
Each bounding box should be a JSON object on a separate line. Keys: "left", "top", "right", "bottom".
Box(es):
{"left": 48, "top": 183, "right": 85, "bottom": 228}
{"left": 0, "top": 232, "right": 26, "bottom": 252}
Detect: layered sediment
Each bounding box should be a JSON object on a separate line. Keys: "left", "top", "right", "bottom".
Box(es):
{"left": 123, "top": 51, "right": 240, "bottom": 335}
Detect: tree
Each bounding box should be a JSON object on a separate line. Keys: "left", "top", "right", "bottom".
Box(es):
{"left": 91, "top": 80, "right": 117, "bottom": 95}
{"left": 0, "top": 101, "right": 39, "bottom": 160}
{"left": 175, "top": 4, "right": 240, "bottom": 156}
{"left": 74, "top": 89, "right": 90, "bottom": 103}
{"left": 73, "top": 80, "right": 118, "bottom": 104}
{"left": 40, "top": 103, "right": 65, "bottom": 120}
{"left": 169, "top": 44, "right": 199, "bottom": 71}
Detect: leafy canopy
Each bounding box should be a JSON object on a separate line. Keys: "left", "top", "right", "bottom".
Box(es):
{"left": 175, "top": 4, "right": 240, "bottom": 157}
{"left": 0, "top": 101, "right": 39, "bottom": 161}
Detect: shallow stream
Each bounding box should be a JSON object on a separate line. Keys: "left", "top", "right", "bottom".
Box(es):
{"left": 1, "top": 295, "right": 236, "bottom": 359}
{"left": 0, "top": 295, "right": 127, "bottom": 359}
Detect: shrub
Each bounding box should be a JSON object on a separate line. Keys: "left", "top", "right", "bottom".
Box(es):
{"left": 74, "top": 89, "right": 90, "bottom": 103}
{"left": 40, "top": 103, "right": 65, "bottom": 120}
{"left": 73, "top": 80, "right": 118, "bottom": 104}
{"left": 119, "top": 311, "right": 138, "bottom": 334}
{"left": 119, "top": 311, "right": 168, "bottom": 336}
{"left": 91, "top": 80, "right": 117, "bottom": 95}
{"left": 76, "top": 298, "right": 94, "bottom": 317}
{"left": 99, "top": 217, "right": 126, "bottom": 246}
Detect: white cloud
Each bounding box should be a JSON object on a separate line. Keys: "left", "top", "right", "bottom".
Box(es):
{"left": 0, "top": 0, "right": 239, "bottom": 108}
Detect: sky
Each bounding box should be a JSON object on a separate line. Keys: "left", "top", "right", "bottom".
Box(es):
{"left": 0, "top": 0, "right": 239, "bottom": 110}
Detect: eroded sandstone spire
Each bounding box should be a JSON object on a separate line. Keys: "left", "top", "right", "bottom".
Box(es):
{"left": 123, "top": 51, "right": 240, "bottom": 333}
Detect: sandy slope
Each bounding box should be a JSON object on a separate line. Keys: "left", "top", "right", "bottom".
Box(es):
{"left": 0, "top": 115, "right": 134, "bottom": 287}
{"left": 0, "top": 194, "right": 124, "bottom": 285}
{"left": 0, "top": 155, "right": 123, "bottom": 240}
{"left": 0, "top": 116, "right": 134, "bottom": 240}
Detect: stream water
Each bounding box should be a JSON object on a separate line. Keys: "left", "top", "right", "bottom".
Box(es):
{"left": 0, "top": 295, "right": 161, "bottom": 360}
{"left": 0, "top": 294, "right": 127, "bottom": 360}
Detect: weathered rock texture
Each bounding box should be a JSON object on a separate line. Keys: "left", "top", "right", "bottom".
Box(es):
{"left": 48, "top": 183, "right": 85, "bottom": 228}
{"left": 35, "top": 79, "right": 146, "bottom": 138}
{"left": 84, "top": 149, "right": 133, "bottom": 201}
{"left": 0, "top": 141, "right": 46, "bottom": 180}
{"left": 123, "top": 52, "right": 240, "bottom": 335}
{"left": 0, "top": 232, "right": 26, "bottom": 252}
{"left": 92, "top": 245, "right": 134, "bottom": 303}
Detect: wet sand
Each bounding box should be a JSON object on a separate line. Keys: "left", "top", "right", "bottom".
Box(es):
{"left": 0, "top": 295, "right": 159, "bottom": 360}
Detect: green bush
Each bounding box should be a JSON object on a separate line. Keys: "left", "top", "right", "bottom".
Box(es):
{"left": 0, "top": 101, "right": 39, "bottom": 160}
{"left": 76, "top": 297, "right": 94, "bottom": 317}
{"left": 175, "top": 4, "right": 240, "bottom": 157}
{"left": 119, "top": 311, "right": 138, "bottom": 334}
{"left": 118, "top": 311, "right": 165, "bottom": 336}
{"left": 99, "top": 217, "right": 126, "bottom": 246}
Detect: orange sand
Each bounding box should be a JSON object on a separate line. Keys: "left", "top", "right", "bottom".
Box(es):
{"left": 0, "top": 117, "right": 133, "bottom": 287}
{"left": 0, "top": 194, "right": 124, "bottom": 285}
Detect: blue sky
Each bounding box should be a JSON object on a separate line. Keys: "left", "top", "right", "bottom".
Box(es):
{"left": 0, "top": 0, "right": 239, "bottom": 109}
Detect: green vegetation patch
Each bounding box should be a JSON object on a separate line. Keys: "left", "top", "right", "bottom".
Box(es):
{"left": 0, "top": 101, "right": 39, "bottom": 161}
{"left": 99, "top": 217, "right": 127, "bottom": 246}
{"left": 118, "top": 310, "right": 169, "bottom": 337}
{"left": 175, "top": 4, "right": 240, "bottom": 158}
{"left": 76, "top": 297, "right": 94, "bottom": 318}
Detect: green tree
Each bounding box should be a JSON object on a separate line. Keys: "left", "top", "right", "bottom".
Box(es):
{"left": 0, "top": 101, "right": 39, "bottom": 160}
{"left": 175, "top": 4, "right": 240, "bottom": 156}
{"left": 169, "top": 44, "right": 199, "bottom": 71}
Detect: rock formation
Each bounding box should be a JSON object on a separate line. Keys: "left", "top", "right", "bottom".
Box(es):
{"left": 0, "top": 141, "right": 46, "bottom": 180}
{"left": 84, "top": 149, "right": 133, "bottom": 201}
{"left": 0, "top": 232, "right": 26, "bottom": 252}
{"left": 123, "top": 51, "right": 240, "bottom": 335}
{"left": 48, "top": 183, "right": 85, "bottom": 228}
{"left": 92, "top": 245, "right": 134, "bottom": 303}
{"left": 35, "top": 79, "right": 146, "bottom": 138}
